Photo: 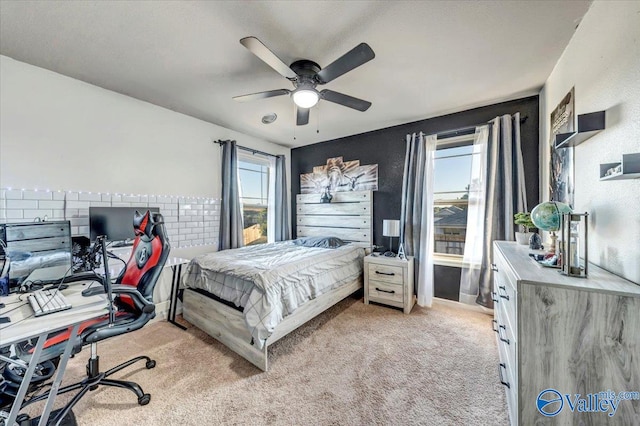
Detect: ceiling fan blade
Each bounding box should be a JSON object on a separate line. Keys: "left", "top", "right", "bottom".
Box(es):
{"left": 240, "top": 37, "right": 298, "bottom": 80}
{"left": 297, "top": 107, "right": 310, "bottom": 126}
{"left": 320, "top": 90, "right": 371, "bottom": 112}
{"left": 315, "top": 43, "right": 375, "bottom": 84}
{"left": 233, "top": 89, "right": 290, "bottom": 102}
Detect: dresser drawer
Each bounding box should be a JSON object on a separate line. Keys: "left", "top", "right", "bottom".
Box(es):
{"left": 495, "top": 303, "right": 516, "bottom": 347}
{"left": 497, "top": 334, "right": 517, "bottom": 426}
{"left": 368, "top": 280, "right": 404, "bottom": 304}
{"left": 367, "top": 263, "right": 404, "bottom": 285}
{"left": 495, "top": 311, "right": 517, "bottom": 390}
{"left": 494, "top": 251, "right": 517, "bottom": 293}
{"left": 8, "top": 237, "right": 71, "bottom": 253}
{"left": 6, "top": 223, "right": 70, "bottom": 241}
{"left": 493, "top": 255, "right": 516, "bottom": 331}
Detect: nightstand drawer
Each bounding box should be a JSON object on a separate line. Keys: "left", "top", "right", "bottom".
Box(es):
{"left": 368, "top": 280, "right": 404, "bottom": 304}
{"left": 364, "top": 255, "right": 414, "bottom": 314}
{"left": 367, "top": 263, "right": 404, "bottom": 285}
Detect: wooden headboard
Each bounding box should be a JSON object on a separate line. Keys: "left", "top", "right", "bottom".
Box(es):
{"left": 296, "top": 190, "right": 372, "bottom": 248}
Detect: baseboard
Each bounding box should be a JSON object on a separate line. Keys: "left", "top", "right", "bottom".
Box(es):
{"left": 433, "top": 297, "right": 493, "bottom": 316}
{"left": 149, "top": 299, "right": 171, "bottom": 323}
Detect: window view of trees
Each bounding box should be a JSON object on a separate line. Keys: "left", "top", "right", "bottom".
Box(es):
{"left": 242, "top": 206, "right": 267, "bottom": 245}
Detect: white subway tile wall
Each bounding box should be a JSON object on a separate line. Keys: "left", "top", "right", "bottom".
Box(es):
{"left": 0, "top": 188, "right": 220, "bottom": 248}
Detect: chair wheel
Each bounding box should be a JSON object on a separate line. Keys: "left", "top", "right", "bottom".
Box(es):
{"left": 138, "top": 394, "right": 151, "bottom": 405}
{"left": 145, "top": 360, "right": 156, "bottom": 369}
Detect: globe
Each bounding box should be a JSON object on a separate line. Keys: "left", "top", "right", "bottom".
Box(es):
{"left": 531, "top": 201, "right": 572, "bottom": 232}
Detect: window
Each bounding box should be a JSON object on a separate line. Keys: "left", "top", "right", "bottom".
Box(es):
{"left": 238, "top": 154, "right": 271, "bottom": 246}
{"left": 433, "top": 135, "right": 475, "bottom": 257}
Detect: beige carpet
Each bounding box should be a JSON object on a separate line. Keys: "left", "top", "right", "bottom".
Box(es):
{"left": 28, "top": 296, "right": 508, "bottom": 425}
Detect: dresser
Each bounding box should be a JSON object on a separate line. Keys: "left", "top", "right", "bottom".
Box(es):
{"left": 364, "top": 254, "right": 414, "bottom": 314}
{"left": 0, "top": 221, "right": 72, "bottom": 290}
{"left": 493, "top": 241, "right": 640, "bottom": 425}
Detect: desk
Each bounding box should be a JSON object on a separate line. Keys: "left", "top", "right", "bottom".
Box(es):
{"left": 0, "top": 283, "right": 109, "bottom": 426}
{"left": 165, "top": 258, "right": 189, "bottom": 330}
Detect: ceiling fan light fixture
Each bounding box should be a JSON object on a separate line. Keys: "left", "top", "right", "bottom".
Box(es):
{"left": 292, "top": 88, "right": 319, "bottom": 109}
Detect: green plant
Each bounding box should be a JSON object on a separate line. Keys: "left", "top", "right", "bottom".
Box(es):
{"left": 514, "top": 212, "right": 535, "bottom": 232}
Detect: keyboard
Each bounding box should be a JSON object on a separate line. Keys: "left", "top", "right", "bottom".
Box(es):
{"left": 28, "top": 289, "right": 72, "bottom": 317}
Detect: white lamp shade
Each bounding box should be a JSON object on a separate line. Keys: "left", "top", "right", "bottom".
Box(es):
{"left": 383, "top": 219, "right": 400, "bottom": 237}
{"left": 292, "top": 89, "right": 319, "bottom": 109}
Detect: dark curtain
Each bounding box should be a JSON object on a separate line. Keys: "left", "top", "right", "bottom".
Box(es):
{"left": 471, "top": 114, "right": 527, "bottom": 308}
{"left": 400, "top": 132, "right": 436, "bottom": 307}
{"left": 273, "top": 155, "right": 290, "bottom": 241}
{"left": 219, "top": 140, "right": 244, "bottom": 250}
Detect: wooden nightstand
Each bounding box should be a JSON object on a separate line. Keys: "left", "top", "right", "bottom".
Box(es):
{"left": 364, "top": 254, "right": 415, "bottom": 314}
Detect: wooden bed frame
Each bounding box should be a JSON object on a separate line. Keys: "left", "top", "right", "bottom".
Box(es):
{"left": 182, "top": 190, "right": 372, "bottom": 371}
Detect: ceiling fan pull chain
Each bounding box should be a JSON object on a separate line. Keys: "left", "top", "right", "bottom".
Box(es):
{"left": 316, "top": 103, "right": 320, "bottom": 134}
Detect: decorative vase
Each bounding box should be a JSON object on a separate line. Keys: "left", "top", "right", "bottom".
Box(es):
{"left": 529, "top": 232, "right": 543, "bottom": 250}
{"left": 515, "top": 232, "right": 532, "bottom": 245}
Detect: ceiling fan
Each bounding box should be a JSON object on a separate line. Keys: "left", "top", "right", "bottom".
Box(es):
{"left": 233, "top": 37, "right": 375, "bottom": 126}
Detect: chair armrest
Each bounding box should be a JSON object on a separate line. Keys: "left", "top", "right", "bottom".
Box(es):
{"left": 83, "top": 285, "right": 156, "bottom": 344}
{"left": 111, "top": 284, "right": 156, "bottom": 314}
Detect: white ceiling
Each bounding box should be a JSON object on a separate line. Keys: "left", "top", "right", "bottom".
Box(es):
{"left": 0, "top": 1, "right": 591, "bottom": 148}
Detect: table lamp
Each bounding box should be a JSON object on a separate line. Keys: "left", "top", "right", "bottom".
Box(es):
{"left": 383, "top": 219, "right": 400, "bottom": 256}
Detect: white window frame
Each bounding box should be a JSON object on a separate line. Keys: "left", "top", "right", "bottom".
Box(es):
{"left": 433, "top": 134, "right": 475, "bottom": 267}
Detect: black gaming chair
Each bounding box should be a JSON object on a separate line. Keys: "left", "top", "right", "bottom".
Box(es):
{"left": 4, "top": 210, "right": 170, "bottom": 424}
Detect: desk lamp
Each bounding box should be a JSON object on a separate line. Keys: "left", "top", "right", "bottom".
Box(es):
{"left": 383, "top": 219, "right": 400, "bottom": 257}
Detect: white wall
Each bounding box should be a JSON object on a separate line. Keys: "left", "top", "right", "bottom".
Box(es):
{"left": 540, "top": 1, "right": 640, "bottom": 283}
{"left": 0, "top": 55, "right": 291, "bottom": 258}
{"left": 0, "top": 55, "right": 289, "bottom": 197}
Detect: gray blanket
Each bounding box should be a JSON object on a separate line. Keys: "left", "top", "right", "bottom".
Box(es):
{"left": 183, "top": 241, "right": 364, "bottom": 348}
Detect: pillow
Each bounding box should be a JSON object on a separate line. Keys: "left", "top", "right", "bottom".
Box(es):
{"left": 293, "top": 236, "right": 347, "bottom": 249}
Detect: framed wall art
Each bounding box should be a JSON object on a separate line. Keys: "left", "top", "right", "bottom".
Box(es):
{"left": 300, "top": 156, "right": 378, "bottom": 194}
{"left": 549, "top": 87, "right": 575, "bottom": 207}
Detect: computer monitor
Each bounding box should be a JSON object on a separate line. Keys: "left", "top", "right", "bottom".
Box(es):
{"left": 89, "top": 207, "right": 159, "bottom": 246}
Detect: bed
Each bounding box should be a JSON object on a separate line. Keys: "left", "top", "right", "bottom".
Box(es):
{"left": 181, "top": 190, "right": 372, "bottom": 371}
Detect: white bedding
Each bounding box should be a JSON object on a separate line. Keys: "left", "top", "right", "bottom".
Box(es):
{"left": 182, "top": 241, "right": 364, "bottom": 348}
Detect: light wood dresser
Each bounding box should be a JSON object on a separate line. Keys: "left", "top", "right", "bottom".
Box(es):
{"left": 364, "top": 254, "right": 414, "bottom": 314}
{"left": 493, "top": 241, "right": 640, "bottom": 425}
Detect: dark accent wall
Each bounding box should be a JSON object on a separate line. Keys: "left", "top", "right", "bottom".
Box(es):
{"left": 433, "top": 265, "right": 462, "bottom": 301}
{"left": 291, "top": 96, "right": 540, "bottom": 300}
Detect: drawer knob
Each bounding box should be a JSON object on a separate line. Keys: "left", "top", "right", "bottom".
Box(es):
{"left": 498, "top": 363, "right": 510, "bottom": 388}
{"left": 375, "top": 287, "right": 396, "bottom": 294}
{"left": 498, "top": 325, "right": 510, "bottom": 345}
{"left": 498, "top": 285, "right": 510, "bottom": 300}
{"left": 491, "top": 263, "right": 498, "bottom": 272}
{"left": 375, "top": 271, "right": 395, "bottom": 276}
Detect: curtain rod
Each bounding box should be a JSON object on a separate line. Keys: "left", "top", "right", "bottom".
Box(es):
{"left": 214, "top": 139, "right": 279, "bottom": 158}
{"left": 435, "top": 115, "right": 528, "bottom": 140}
